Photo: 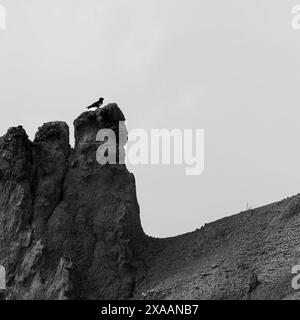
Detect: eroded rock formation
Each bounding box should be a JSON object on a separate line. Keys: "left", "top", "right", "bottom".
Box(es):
{"left": 1, "top": 103, "right": 300, "bottom": 300}
{"left": 0, "top": 104, "right": 146, "bottom": 300}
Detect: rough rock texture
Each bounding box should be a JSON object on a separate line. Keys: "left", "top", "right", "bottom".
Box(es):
{"left": 0, "top": 104, "right": 146, "bottom": 300}
{"left": 134, "top": 196, "right": 300, "bottom": 300}
{"left": 1, "top": 104, "right": 300, "bottom": 300}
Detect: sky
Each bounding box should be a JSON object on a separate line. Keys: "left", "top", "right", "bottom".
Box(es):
{"left": 1, "top": 0, "right": 300, "bottom": 237}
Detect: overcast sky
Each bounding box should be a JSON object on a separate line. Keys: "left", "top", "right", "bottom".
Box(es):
{"left": 1, "top": 0, "right": 300, "bottom": 237}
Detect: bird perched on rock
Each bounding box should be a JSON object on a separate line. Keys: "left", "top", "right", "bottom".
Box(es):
{"left": 86, "top": 97, "right": 104, "bottom": 110}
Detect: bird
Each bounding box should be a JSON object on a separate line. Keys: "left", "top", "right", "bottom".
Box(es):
{"left": 86, "top": 97, "right": 104, "bottom": 110}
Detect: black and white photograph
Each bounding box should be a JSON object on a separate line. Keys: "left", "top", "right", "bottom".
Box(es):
{"left": 0, "top": 0, "right": 300, "bottom": 313}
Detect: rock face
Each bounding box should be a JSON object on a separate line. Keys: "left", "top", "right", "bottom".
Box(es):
{"left": 1, "top": 104, "right": 300, "bottom": 300}
{"left": 0, "top": 104, "right": 146, "bottom": 300}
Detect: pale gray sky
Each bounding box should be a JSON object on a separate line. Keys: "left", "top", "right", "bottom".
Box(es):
{"left": 1, "top": 0, "right": 300, "bottom": 237}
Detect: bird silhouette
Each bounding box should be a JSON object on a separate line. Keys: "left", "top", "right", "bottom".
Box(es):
{"left": 86, "top": 97, "right": 104, "bottom": 110}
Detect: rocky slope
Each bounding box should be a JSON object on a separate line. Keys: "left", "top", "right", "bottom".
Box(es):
{"left": 0, "top": 104, "right": 300, "bottom": 300}
{"left": 134, "top": 195, "right": 300, "bottom": 300}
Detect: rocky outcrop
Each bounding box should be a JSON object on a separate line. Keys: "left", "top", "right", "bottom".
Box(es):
{"left": 1, "top": 103, "right": 300, "bottom": 300}
{"left": 0, "top": 104, "right": 146, "bottom": 300}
